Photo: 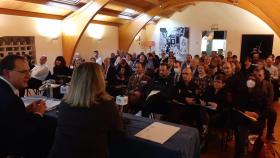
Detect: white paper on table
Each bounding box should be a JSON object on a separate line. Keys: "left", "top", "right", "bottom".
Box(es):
{"left": 50, "top": 84, "right": 60, "bottom": 88}
{"left": 22, "top": 98, "right": 61, "bottom": 111}
{"left": 45, "top": 100, "right": 61, "bottom": 111}
{"left": 22, "top": 98, "right": 41, "bottom": 107}
{"left": 135, "top": 122, "right": 180, "bottom": 144}
{"left": 146, "top": 90, "right": 160, "bottom": 100}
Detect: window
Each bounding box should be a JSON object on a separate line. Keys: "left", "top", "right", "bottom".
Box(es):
{"left": 201, "top": 31, "right": 227, "bottom": 55}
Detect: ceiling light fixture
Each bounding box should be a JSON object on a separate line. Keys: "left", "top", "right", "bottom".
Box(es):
{"left": 231, "top": 0, "right": 239, "bottom": 5}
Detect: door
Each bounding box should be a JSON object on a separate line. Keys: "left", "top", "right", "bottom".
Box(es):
{"left": 240, "top": 34, "right": 274, "bottom": 62}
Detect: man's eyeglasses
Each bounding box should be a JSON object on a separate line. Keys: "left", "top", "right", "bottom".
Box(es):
{"left": 10, "top": 69, "right": 31, "bottom": 75}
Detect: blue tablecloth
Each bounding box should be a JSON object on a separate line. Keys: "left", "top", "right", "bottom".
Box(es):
{"left": 46, "top": 110, "right": 200, "bottom": 158}
{"left": 109, "top": 113, "right": 200, "bottom": 158}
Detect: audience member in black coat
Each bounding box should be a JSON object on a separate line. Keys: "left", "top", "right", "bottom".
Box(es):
{"left": 142, "top": 63, "right": 176, "bottom": 117}
{"left": 115, "top": 59, "right": 131, "bottom": 86}
{"left": 254, "top": 68, "right": 277, "bottom": 142}
{"left": 232, "top": 74, "right": 267, "bottom": 158}
{"left": 49, "top": 63, "right": 124, "bottom": 158}
{"left": 0, "top": 55, "right": 56, "bottom": 158}
{"left": 52, "top": 56, "right": 71, "bottom": 84}
{"left": 201, "top": 74, "right": 231, "bottom": 128}
{"left": 103, "top": 57, "right": 117, "bottom": 95}
{"left": 170, "top": 67, "right": 201, "bottom": 124}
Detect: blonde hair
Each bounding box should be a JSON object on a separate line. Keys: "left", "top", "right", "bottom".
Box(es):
{"left": 64, "top": 62, "right": 112, "bottom": 108}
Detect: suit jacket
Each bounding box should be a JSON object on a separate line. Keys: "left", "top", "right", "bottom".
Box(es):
{"left": 201, "top": 87, "right": 230, "bottom": 112}
{"left": 48, "top": 100, "right": 124, "bottom": 158}
{"left": 104, "top": 65, "right": 116, "bottom": 85}
{"left": 152, "top": 75, "right": 177, "bottom": 99}
{"left": 0, "top": 79, "right": 44, "bottom": 156}
{"left": 128, "top": 74, "right": 151, "bottom": 97}
{"left": 176, "top": 79, "right": 199, "bottom": 103}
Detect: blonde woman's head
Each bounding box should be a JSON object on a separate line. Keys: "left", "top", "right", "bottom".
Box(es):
{"left": 64, "top": 62, "right": 112, "bottom": 108}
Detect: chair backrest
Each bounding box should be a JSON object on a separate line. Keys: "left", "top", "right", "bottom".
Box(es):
{"left": 45, "top": 71, "right": 52, "bottom": 81}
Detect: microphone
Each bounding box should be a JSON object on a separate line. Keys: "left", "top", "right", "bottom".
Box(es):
{"left": 39, "top": 79, "right": 56, "bottom": 91}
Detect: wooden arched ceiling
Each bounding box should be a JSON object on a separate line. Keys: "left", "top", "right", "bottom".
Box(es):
{"left": 62, "top": 0, "right": 110, "bottom": 64}
{"left": 118, "top": 0, "right": 280, "bottom": 51}
{"left": 161, "top": 0, "right": 280, "bottom": 38}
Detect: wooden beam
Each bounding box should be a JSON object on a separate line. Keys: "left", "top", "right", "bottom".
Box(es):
{"left": 62, "top": 0, "right": 111, "bottom": 65}
{"left": 98, "top": 8, "right": 122, "bottom": 17}
{"left": 109, "top": 0, "right": 146, "bottom": 12}
{"left": 91, "top": 20, "right": 121, "bottom": 26}
{"left": 144, "top": 0, "right": 160, "bottom": 5}
{"left": 0, "top": 8, "right": 121, "bottom": 27}
{"left": 0, "top": 8, "right": 64, "bottom": 20}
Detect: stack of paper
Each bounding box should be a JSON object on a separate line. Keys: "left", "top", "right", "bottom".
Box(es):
{"left": 135, "top": 122, "right": 180, "bottom": 144}
{"left": 22, "top": 97, "right": 61, "bottom": 111}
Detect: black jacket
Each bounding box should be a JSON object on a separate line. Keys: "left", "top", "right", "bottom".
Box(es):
{"left": 0, "top": 79, "right": 45, "bottom": 156}
{"left": 201, "top": 87, "right": 230, "bottom": 112}
{"left": 48, "top": 100, "right": 124, "bottom": 158}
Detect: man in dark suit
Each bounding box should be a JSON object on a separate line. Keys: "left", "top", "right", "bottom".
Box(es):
{"left": 0, "top": 55, "right": 55, "bottom": 158}
{"left": 103, "top": 57, "right": 117, "bottom": 96}
{"left": 142, "top": 63, "right": 177, "bottom": 117}
{"left": 127, "top": 62, "right": 151, "bottom": 113}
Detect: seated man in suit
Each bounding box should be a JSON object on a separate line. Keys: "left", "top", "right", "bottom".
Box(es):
{"left": 103, "top": 57, "right": 117, "bottom": 96}
{"left": 127, "top": 62, "right": 151, "bottom": 114}
{"left": 142, "top": 63, "right": 177, "bottom": 118}
{"left": 0, "top": 55, "right": 56, "bottom": 158}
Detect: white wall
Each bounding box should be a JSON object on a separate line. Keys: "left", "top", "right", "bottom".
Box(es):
{"left": 0, "top": 14, "right": 63, "bottom": 70}
{"left": 0, "top": 14, "right": 119, "bottom": 69}
{"left": 76, "top": 24, "right": 119, "bottom": 61}
{"left": 129, "top": 2, "right": 280, "bottom": 59}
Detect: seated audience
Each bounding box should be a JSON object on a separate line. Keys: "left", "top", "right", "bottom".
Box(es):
{"left": 52, "top": 56, "right": 71, "bottom": 84}
{"left": 28, "top": 55, "right": 49, "bottom": 89}
{"left": 103, "top": 57, "right": 117, "bottom": 96}
{"left": 265, "top": 57, "right": 279, "bottom": 101}
{"left": 115, "top": 59, "right": 131, "bottom": 86}
{"left": 173, "top": 61, "right": 182, "bottom": 84}
{"left": 201, "top": 74, "right": 231, "bottom": 128}
{"left": 233, "top": 73, "right": 267, "bottom": 158}
{"left": 93, "top": 50, "right": 102, "bottom": 65}
{"left": 142, "top": 63, "right": 176, "bottom": 117}
{"left": 48, "top": 62, "right": 124, "bottom": 158}
{"left": 193, "top": 64, "right": 212, "bottom": 96}
{"left": 181, "top": 54, "right": 192, "bottom": 70}
{"left": 254, "top": 68, "right": 277, "bottom": 142}
{"left": 127, "top": 62, "right": 151, "bottom": 114}
{"left": 160, "top": 51, "right": 168, "bottom": 63}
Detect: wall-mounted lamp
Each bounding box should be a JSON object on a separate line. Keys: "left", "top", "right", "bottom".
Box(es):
{"left": 87, "top": 24, "right": 104, "bottom": 40}
{"left": 36, "top": 19, "right": 61, "bottom": 39}
{"left": 231, "top": 0, "right": 239, "bottom": 5}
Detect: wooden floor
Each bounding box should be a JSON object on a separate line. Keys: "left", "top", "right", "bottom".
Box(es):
{"left": 201, "top": 101, "right": 280, "bottom": 158}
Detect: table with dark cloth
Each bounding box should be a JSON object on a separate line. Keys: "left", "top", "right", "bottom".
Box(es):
{"left": 110, "top": 113, "right": 200, "bottom": 158}
{"left": 46, "top": 111, "right": 200, "bottom": 158}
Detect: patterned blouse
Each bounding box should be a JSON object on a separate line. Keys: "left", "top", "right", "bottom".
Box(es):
{"left": 193, "top": 75, "right": 213, "bottom": 96}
